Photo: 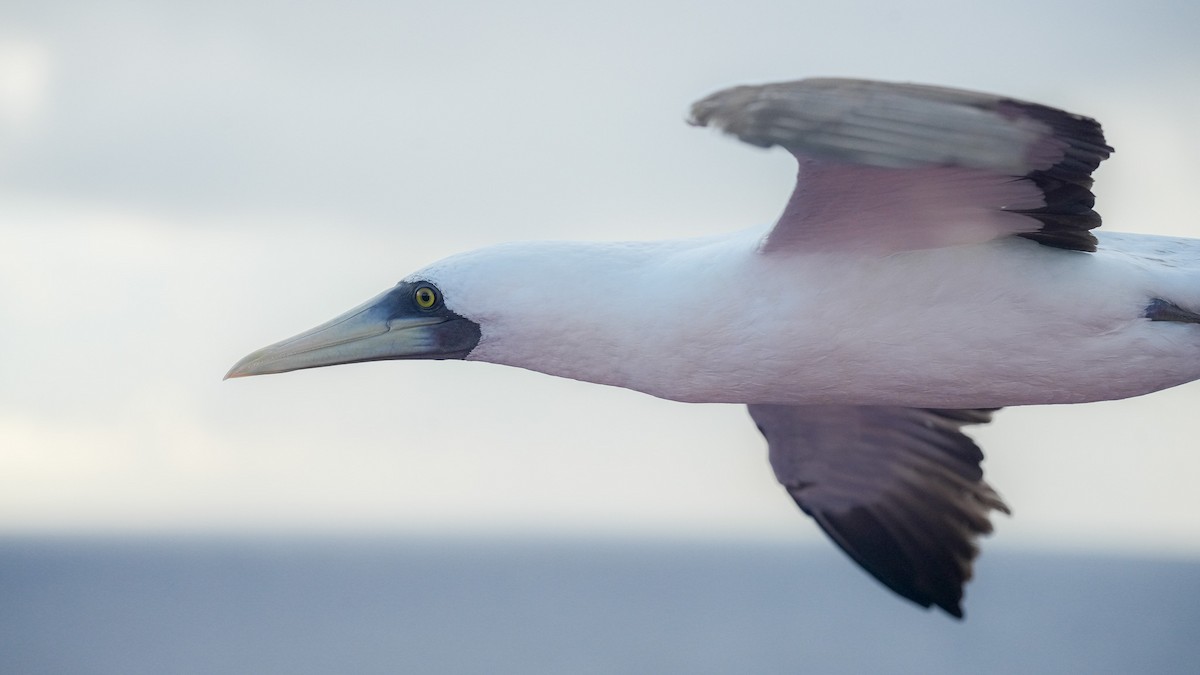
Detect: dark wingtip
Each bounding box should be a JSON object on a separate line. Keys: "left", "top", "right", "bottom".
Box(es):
{"left": 1004, "top": 101, "right": 1112, "bottom": 252}
{"left": 759, "top": 406, "right": 1008, "bottom": 620}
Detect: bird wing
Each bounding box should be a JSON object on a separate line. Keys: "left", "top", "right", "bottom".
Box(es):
{"left": 690, "top": 78, "right": 1113, "bottom": 254}
{"left": 748, "top": 404, "right": 1009, "bottom": 618}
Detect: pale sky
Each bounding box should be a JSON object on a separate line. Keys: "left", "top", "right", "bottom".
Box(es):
{"left": 2, "top": 0, "right": 1200, "bottom": 556}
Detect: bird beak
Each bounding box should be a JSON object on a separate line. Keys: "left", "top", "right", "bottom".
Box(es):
{"left": 225, "top": 285, "right": 481, "bottom": 379}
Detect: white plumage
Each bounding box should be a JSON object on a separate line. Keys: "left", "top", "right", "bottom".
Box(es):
{"left": 228, "top": 78, "right": 1197, "bottom": 618}
{"left": 418, "top": 230, "right": 1200, "bottom": 407}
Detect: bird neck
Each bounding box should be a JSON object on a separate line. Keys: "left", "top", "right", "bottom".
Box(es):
{"left": 434, "top": 233, "right": 760, "bottom": 398}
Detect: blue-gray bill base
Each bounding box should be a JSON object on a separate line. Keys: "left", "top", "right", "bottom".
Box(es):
{"left": 227, "top": 78, "right": 1199, "bottom": 618}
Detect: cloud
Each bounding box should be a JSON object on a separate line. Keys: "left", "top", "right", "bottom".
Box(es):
{"left": 0, "top": 37, "right": 50, "bottom": 152}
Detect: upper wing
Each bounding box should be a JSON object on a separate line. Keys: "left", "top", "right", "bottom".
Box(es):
{"left": 748, "top": 404, "right": 1009, "bottom": 618}
{"left": 690, "top": 78, "right": 1113, "bottom": 254}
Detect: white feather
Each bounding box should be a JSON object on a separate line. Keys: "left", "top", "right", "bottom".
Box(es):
{"left": 414, "top": 229, "right": 1200, "bottom": 408}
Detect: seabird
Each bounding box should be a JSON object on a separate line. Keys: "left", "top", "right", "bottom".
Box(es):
{"left": 227, "top": 78, "right": 1198, "bottom": 618}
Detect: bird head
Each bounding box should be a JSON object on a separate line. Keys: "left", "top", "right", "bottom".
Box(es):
{"left": 225, "top": 238, "right": 688, "bottom": 387}
{"left": 223, "top": 240, "right": 596, "bottom": 380}
{"left": 224, "top": 277, "right": 482, "bottom": 379}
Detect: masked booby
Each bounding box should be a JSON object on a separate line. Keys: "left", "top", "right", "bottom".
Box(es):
{"left": 227, "top": 78, "right": 1200, "bottom": 618}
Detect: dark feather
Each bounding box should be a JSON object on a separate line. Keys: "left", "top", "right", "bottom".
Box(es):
{"left": 749, "top": 404, "right": 1009, "bottom": 618}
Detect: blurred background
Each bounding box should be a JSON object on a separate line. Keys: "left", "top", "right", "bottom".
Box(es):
{"left": 2, "top": 1, "right": 1199, "bottom": 673}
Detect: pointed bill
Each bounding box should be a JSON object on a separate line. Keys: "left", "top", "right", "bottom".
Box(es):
{"left": 225, "top": 284, "right": 480, "bottom": 379}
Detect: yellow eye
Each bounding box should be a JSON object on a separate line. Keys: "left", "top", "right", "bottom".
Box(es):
{"left": 414, "top": 285, "right": 438, "bottom": 309}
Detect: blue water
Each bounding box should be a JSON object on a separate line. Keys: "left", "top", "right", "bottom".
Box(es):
{"left": 1, "top": 537, "right": 1197, "bottom": 674}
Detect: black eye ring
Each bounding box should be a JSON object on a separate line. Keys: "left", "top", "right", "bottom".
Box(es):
{"left": 414, "top": 285, "right": 438, "bottom": 309}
